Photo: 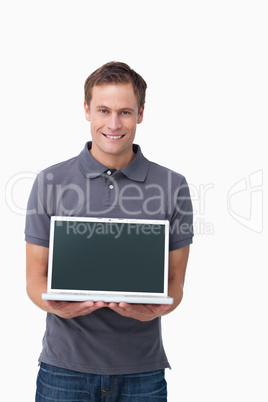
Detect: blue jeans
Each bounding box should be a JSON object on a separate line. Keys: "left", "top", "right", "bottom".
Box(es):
{"left": 36, "top": 363, "right": 167, "bottom": 401}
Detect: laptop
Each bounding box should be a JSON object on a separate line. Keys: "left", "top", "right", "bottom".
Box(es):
{"left": 42, "top": 216, "right": 173, "bottom": 305}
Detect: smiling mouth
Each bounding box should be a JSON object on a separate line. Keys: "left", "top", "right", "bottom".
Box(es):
{"left": 103, "top": 134, "right": 125, "bottom": 140}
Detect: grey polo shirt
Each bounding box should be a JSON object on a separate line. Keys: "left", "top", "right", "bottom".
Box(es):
{"left": 25, "top": 142, "right": 193, "bottom": 375}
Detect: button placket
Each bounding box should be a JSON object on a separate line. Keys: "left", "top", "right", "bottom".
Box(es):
{"left": 104, "top": 170, "right": 117, "bottom": 206}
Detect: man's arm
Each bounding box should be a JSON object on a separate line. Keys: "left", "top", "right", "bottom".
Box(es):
{"left": 108, "top": 245, "right": 190, "bottom": 321}
{"left": 162, "top": 244, "right": 190, "bottom": 315}
{"left": 26, "top": 242, "right": 50, "bottom": 312}
{"left": 26, "top": 242, "right": 107, "bottom": 318}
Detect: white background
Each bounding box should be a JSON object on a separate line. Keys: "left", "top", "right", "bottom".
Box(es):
{"left": 1, "top": 1, "right": 267, "bottom": 401}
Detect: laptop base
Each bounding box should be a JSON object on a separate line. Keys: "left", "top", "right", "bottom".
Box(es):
{"left": 42, "top": 292, "right": 173, "bottom": 305}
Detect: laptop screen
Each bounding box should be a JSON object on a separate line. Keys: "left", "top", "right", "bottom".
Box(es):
{"left": 49, "top": 217, "right": 169, "bottom": 295}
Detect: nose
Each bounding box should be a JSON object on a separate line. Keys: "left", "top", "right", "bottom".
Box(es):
{"left": 107, "top": 113, "right": 122, "bottom": 132}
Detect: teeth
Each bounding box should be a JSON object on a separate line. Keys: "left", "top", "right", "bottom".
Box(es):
{"left": 105, "top": 134, "right": 124, "bottom": 139}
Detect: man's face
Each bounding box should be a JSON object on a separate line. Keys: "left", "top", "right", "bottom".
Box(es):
{"left": 84, "top": 83, "right": 144, "bottom": 164}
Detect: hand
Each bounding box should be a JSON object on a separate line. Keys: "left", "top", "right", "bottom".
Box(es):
{"left": 46, "top": 300, "right": 108, "bottom": 319}
{"left": 108, "top": 302, "right": 171, "bottom": 322}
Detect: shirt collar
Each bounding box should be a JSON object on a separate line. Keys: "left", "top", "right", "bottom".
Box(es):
{"left": 78, "top": 142, "right": 149, "bottom": 182}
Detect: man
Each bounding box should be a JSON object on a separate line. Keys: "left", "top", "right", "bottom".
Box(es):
{"left": 25, "top": 61, "right": 193, "bottom": 401}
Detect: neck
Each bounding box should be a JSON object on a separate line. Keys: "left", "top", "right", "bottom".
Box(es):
{"left": 89, "top": 143, "right": 136, "bottom": 170}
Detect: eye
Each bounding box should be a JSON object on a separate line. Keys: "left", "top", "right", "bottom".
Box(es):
{"left": 121, "top": 111, "right": 131, "bottom": 115}
{"left": 100, "top": 109, "right": 109, "bottom": 114}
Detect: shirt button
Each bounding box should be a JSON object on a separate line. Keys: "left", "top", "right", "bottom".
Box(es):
{"left": 109, "top": 184, "right": 114, "bottom": 190}
{"left": 107, "top": 170, "right": 112, "bottom": 175}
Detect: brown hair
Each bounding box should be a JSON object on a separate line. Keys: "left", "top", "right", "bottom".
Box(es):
{"left": 84, "top": 61, "right": 147, "bottom": 111}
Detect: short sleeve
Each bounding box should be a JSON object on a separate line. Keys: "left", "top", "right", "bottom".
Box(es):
{"left": 24, "top": 171, "right": 51, "bottom": 247}
{"left": 169, "top": 177, "right": 193, "bottom": 251}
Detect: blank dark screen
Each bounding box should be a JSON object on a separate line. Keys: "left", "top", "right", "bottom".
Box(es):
{"left": 51, "top": 221, "right": 166, "bottom": 293}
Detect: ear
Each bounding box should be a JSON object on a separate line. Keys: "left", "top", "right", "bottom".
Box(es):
{"left": 84, "top": 101, "right": 91, "bottom": 122}
{"left": 137, "top": 104, "right": 145, "bottom": 124}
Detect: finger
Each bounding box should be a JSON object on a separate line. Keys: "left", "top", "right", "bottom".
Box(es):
{"left": 110, "top": 303, "right": 149, "bottom": 318}
{"left": 118, "top": 302, "right": 131, "bottom": 309}
{"left": 74, "top": 301, "right": 107, "bottom": 314}
{"left": 109, "top": 303, "right": 137, "bottom": 316}
{"left": 46, "top": 300, "right": 106, "bottom": 319}
{"left": 107, "top": 302, "right": 120, "bottom": 309}
{"left": 108, "top": 305, "right": 129, "bottom": 318}
{"left": 94, "top": 301, "right": 109, "bottom": 308}
{"left": 147, "top": 304, "right": 170, "bottom": 312}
